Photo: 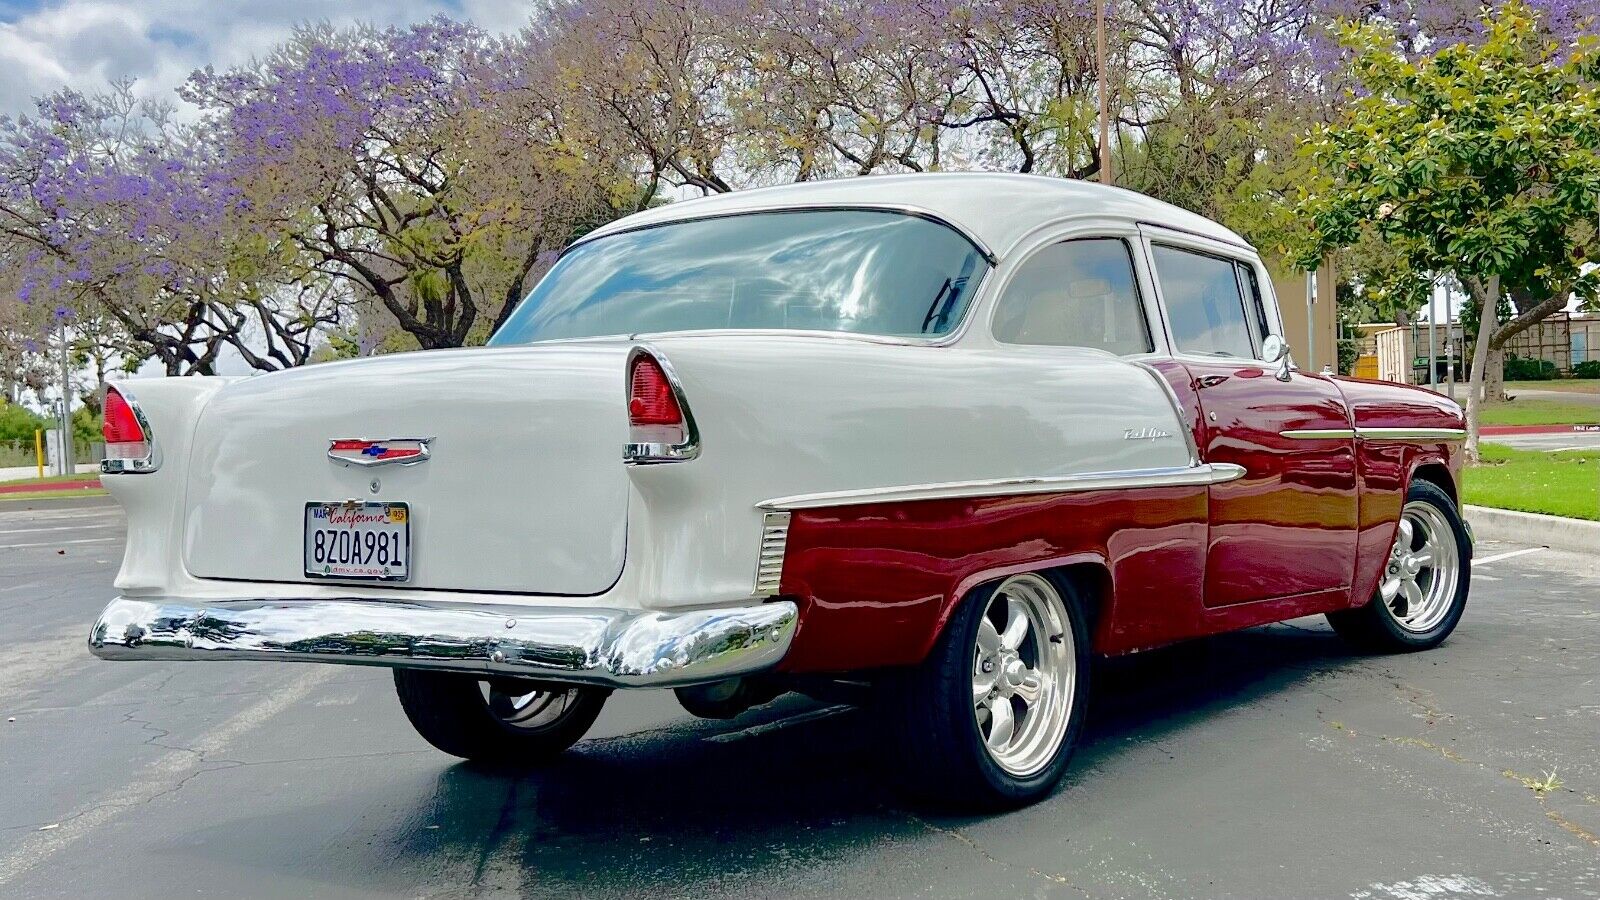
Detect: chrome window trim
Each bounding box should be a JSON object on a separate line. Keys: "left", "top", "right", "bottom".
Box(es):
{"left": 566, "top": 203, "right": 998, "bottom": 265}
{"left": 755, "top": 462, "right": 1246, "bottom": 512}
{"left": 99, "top": 386, "right": 160, "bottom": 475}
{"left": 501, "top": 208, "right": 996, "bottom": 349}
{"left": 623, "top": 344, "right": 702, "bottom": 465}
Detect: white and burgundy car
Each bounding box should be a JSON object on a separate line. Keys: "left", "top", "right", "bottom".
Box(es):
{"left": 90, "top": 173, "right": 1471, "bottom": 807}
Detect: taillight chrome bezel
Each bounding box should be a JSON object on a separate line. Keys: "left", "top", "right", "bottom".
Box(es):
{"left": 100, "top": 385, "right": 159, "bottom": 475}
{"left": 623, "top": 346, "right": 700, "bottom": 465}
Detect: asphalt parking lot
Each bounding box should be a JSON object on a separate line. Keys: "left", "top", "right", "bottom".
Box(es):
{"left": 1, "top": 497, "right": 1597, "bottom": 899}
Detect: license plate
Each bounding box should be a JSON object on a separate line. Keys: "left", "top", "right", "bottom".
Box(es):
{"left": 304, "top": 501, "right": 411, "bottom": 581}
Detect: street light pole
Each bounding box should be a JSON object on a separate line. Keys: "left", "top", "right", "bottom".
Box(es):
{"left": 1097, "top": 0, "right": 1113, "bottom": 186}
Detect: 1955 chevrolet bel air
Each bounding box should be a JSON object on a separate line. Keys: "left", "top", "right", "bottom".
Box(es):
{"left": 89, "top": 173, "right": 1471, "bottom": 808}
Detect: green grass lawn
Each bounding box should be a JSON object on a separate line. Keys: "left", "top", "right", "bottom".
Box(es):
{"left": 1464, "top": 445, "right": 1600, "bottom": 521}
{"left": 1478, "top": 398, "right": 1600, "bottom": 426}
{"left": 1505, "top": 379, "right": 1600, "bottom": 394}
{"left": 0, "top": 471, "right": 101, "bottom": 488}
{"left": 0, "top": 487, "right": 109, "bottom": 502}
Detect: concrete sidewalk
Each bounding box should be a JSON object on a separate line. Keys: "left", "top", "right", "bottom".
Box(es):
{"left": 0, "top": 463, "right": 97, "bottom": 482}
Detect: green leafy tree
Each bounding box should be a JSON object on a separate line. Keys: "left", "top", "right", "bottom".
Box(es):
{"left": 1296, "top": 1, "right": 1600, "bottom": 460}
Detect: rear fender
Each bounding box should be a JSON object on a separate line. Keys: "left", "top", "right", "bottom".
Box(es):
{"left": 101, "top": 377, "right": 237, "bottom": 593}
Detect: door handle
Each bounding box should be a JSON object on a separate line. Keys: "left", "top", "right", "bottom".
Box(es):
{"left": 1196, "top": 374, "right": 1229, "bottom": 388}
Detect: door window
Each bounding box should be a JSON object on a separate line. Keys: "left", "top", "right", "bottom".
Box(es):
{"left": 991, "top": 238, "right": 1153, "bottom": 355}
{"left": 1151, "top": 245, "right": 1258, "bottom": 359}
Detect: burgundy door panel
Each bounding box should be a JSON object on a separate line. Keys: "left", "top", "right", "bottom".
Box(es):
{"left": 1181, "top": 361, "right": 1359, "bottom": 607}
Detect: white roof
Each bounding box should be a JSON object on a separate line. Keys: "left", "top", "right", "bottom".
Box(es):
{"left": 577, "top": 172, "right": 1250, "bottom": 260}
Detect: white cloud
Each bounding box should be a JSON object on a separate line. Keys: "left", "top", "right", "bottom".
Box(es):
{"left": 0, "top": 0, "right": 535, "bottom": 117}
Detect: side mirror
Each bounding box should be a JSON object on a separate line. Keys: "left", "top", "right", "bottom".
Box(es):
{"left": 1262, "top": 335, "right": 1293, "bottom": 382}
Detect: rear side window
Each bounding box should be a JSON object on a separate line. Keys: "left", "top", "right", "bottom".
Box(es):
{"left": 1151, "top": 245, "right": 1258, "bottom": 359}
{"left": 991, "top": 238, "right": 1152, "bottom": 355}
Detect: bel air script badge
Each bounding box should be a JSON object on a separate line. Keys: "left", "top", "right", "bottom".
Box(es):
{"left": 1122, "top": 427, "right": 1173, "bottom": 442}
{"left": 327, "top": 438, "right": 434, "bottom": 467}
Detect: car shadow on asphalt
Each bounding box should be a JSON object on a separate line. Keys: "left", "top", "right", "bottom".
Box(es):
{"left": 373, "top": 620, "right": 1368, "bottom": 893}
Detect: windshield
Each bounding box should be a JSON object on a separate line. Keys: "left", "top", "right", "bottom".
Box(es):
{"left": 489, "top": 209, "right": 987, "bottom": 345}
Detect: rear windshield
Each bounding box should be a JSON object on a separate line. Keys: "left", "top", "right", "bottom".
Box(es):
{"left": 489, "top": 209, "right": 988, "bottom": 345}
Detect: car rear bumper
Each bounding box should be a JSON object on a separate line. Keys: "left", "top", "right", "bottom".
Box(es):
{"left": 87, "top": 596, "right": 797, "bottom": 688}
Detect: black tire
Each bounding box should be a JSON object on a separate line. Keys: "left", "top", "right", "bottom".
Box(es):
{"left": 882, "top": 570, "right": 1092, "bottom": 810}
{"left": 393, "top": 670, "right": 608, "bottom": 766}
{"left": 1327, "top": 480, "right": 1470, "bottom": 652}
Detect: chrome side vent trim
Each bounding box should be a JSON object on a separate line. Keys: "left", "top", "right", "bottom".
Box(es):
{"left": 754, "top": 512, "right": 791, "bottom": 596}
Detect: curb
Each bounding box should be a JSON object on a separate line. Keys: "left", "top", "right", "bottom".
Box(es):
{"left": 1465, "top": 505, "right": 1599, "bottom": 554}
{"left": 0, "top": 478, "right": 101, "bottom": 495}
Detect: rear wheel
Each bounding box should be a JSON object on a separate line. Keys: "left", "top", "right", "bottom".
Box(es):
{"left": 884, "top": 571, "right": 1091, "bottom": 809}
{"left": 1327, "top": 480, "right": 1470, "bottom": 652}
{"left": 393, "top": 670, "right": 608, "bottom": 766}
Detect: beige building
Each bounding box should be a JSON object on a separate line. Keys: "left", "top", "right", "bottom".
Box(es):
{"left": 1267, "top": 257, "right": 1338, "bottom": 373}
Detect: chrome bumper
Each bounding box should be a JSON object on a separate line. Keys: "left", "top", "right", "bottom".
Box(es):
{"left": 87, "top": 596, "right": 797, "bottom": 688}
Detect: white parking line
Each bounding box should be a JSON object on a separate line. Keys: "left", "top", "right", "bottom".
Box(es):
{"left": 0, "top": 667, "right": 336, "bottom": 888}
{"left": 0, "top": 537, "right": 118, "bottom": 550}
{"left": 0, "top": 524, "right": 118, "bottom": 536}
{"left": 1474, "top": 547, "right": 1546, "bottom": 567}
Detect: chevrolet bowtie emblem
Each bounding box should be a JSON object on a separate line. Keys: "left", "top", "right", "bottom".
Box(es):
{"left": 327, "top": 438, "right": 433, "bottom": 467}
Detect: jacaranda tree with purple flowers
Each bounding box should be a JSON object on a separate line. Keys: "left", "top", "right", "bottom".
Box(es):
{"left": 188, "top": 18, "right": 628, "bottom": 352}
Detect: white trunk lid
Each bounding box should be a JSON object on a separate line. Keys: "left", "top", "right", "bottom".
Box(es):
{"left": 182, "top": 344, "right": 631, "bottom": 595}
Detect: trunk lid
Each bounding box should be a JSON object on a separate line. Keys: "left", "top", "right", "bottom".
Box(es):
{"left": 182, "top": 343, "right": 631, "bottom": 595}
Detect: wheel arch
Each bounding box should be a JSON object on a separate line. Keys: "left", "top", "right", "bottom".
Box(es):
{"left": 1409, "top": 460, "right": 1457, "bottom": 505}
{"left": 940, "top": 553, "right": 1113, "bottom": 655}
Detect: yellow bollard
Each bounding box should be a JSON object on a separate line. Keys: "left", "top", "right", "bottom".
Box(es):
{"left": 34, "top": 428, "right": 43, "bottom": 479}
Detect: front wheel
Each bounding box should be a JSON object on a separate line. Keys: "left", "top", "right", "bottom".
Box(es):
{"left": 394, "top": 670, "right": 608, "bottom": 766}
{"left": 1327, "top": 480, "right": 1470, "bottom": 652}
{"left": 883, "top": 571, "right": 1091, "bottom": 810}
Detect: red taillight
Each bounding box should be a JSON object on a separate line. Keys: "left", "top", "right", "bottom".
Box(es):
{"left": 102, "top": 387, "right": 153, "bottom": 468}
{"left": 103, "top": 388, "right": 145, "bottom": 445}
{"left": 625, "top": 351, "right": 697, "bottom": 463}
{"left": 628, "top": 355, "right": 683, "bottom": 427}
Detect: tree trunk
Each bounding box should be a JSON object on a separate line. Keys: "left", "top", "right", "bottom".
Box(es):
{"left": 1484, "top": 347, "right": 1505, "bottom": 403}
{"left": 1463, "top": 275, "right": 1499, "bottom": 463}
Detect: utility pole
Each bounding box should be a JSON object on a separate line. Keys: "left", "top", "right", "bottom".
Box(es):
{"left": 1306, "top": 270, "right": 1316, "bottom": 371}
{"left": 57, "top": 316, "right": 71, "bottom": 476}
{"left": 1096, "top": 0, "right": 1113, "bottom": 186}
{"left": 1428, "top": 281, "right": 1439, "bottom": 392}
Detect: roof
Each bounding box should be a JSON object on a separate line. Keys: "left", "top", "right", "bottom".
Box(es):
{"left": 576, "top": 172, "right": 1251, "bottom": 260}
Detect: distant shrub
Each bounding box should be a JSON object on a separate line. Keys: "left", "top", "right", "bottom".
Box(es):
{"left": 1504, "top": 354, "right": 1557, "bottom": 380}
{"left": 0, "top": 402, "right": 48, "bottom": 444}
{"left": 1574, "top": 360, "right": 1600, "bottom": 379}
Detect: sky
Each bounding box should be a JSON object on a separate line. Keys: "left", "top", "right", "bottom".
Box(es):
{"left": 0, "top": 0, "right": 533, "bottom": 118}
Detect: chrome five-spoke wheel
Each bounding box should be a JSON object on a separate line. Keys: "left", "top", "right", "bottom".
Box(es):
{"left": 1379, "top": 500, "right": 1460, "bottom": 633}
{"left": 1327, "top": 480, "right": 1469, "bottom": 652}
{"left": 885, "top": 568, "right": 1090, "bottom": 809}
{"left": 971, "top": 573, "right": 1076, "bottom": 777}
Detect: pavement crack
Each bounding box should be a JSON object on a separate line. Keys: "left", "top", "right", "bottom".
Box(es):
{"left": 1324, "top": 715, "right": 1598, "bottom": 854}
{"left": 901, "top": 810, "right": 1091, "bottom": 896}
{"left": 471, "top": 778, "right": 522, "bottom": 890}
